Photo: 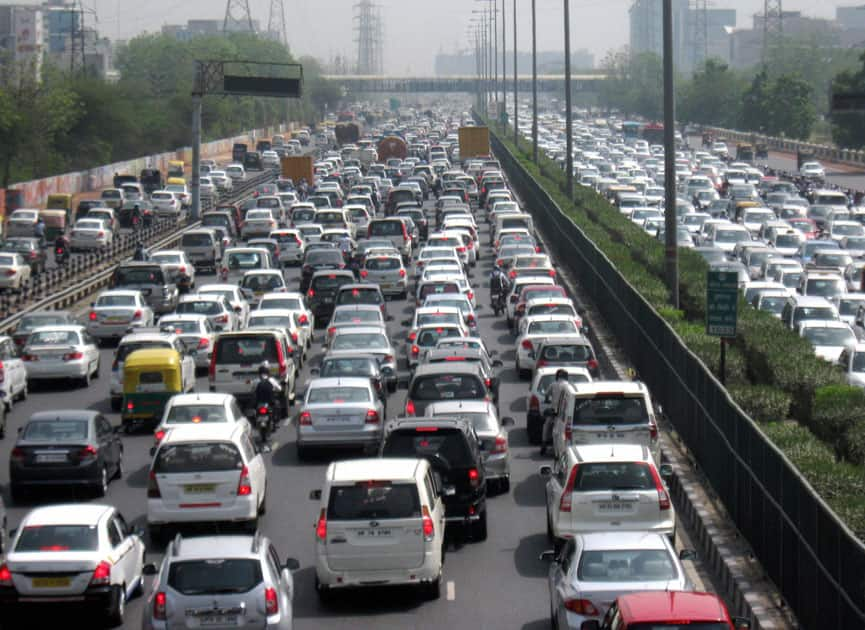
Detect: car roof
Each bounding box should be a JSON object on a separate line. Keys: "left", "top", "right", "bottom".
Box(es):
{"left": 617, "top": 591, "right": 729, "bottom": 624}
{"left": 308, "top": 376, "right": 372, "bottom": 388}
{"left": 28, "top": 409, "right": 99, "bottom": 422}
{"left": 21, "top": 503, "right": 113, "bottom": 527}
{"left": 571, "top": 443, "right": 652, "bottom": 463}
{"left": 168, "top": 393, "right": 233, "bottom": 406}
{"left": 162, "top": 422, "right": 244, "bottom": 444}
{"left": 169, "top": 535, "right": 260, "bottom": 560}
{"left": 328, "top": 457, "right": 423, "bottom": 483}
{"left": 579, "top": 530, "right": 670, "bottom": 551}
{"left": 412, "top": 362, "right": 483, "bottom": 376}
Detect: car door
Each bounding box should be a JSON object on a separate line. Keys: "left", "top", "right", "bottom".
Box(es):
{"left": 550, "top": 537, "right": 575, "bottom": 625}
{"left": 546, "top": 453, "right": 568, "bottom": 529}
{"left": 173, "top": 340, "right": 195, "bottom": 391}
{"left": 83, "top": 332, "right": 99, "bottom": 370}
{"left": 0, "top": 338, "right": 24, "bottom": 398}
{"left": 108, "top": 513, "right": 140, "bottom": 591}
{"left": 96, "top": 416, "right": 120, "bottom": 473}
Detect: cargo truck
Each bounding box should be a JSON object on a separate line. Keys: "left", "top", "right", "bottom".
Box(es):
{"left": 281, "top": 155, "right": 314, "bottom": 185}
{"left": 377, "top": 136, "right": 408, "bottom": 162}
{"left": 335, "top": 122, "right": 361, "bottom": 146}
{"left": 458, "top": 126, "right": 491, "bottom": 159}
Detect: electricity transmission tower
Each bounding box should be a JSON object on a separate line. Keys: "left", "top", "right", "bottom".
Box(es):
{"left": 223, "top": 0, "right": 255, "bottom": 33}
{"left": 267, "top": 0, "right": 288, "bottom": 47}
{"left": 762, "top": 0, "right": 783, "bottom": 63}
{"left": 69, "top": 0, "right": 86, "bottom": 74}
{"left": 354, "top": 0, "right": 383, "bottom": 75}
{"left": 689, "top": 0, "right": 708, "bottom": 72}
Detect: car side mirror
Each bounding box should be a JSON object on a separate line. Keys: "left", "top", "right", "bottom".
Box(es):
{"left": 142, "top": 563, "right": 159, "bottom": 576}
{"left": 501, "top": 416, "right": 515, "bottom": 428}
{"left": 284, "top": 558, "right": 300, "bottom": 571}
{"left": 309, "top": 489, "right": 322, "bottom": 501}
{"left": 659, "top": 463, "right": 674, "bottom": 479}
{"left": 580, "top": 622, "right": 601, "bottom": 630}
{"left": 679, "top": 549, "right": 697, "bottom": 561}
{"left": 538, "top": 549, "right": 556, "bottom": 562}
{"left": 492, "top": 359, "right": 504, "bottom": 368}
{"left": 539, "top": 465, "right": 552, "bottom": 478}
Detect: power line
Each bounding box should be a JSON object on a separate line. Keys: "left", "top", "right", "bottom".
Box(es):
{"left": 223, "top": 0, "right": 255, "bottom": 34}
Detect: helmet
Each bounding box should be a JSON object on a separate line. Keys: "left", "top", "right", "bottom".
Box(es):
{"left": 258, "top": 362, "right": 271, "bottom": 378}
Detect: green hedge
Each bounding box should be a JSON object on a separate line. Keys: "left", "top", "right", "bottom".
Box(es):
{"left": 811, "top": 386, "right": 865, "bottom": 462}
{"left": 728, "top": 385, "right": 792, "bottom": 423}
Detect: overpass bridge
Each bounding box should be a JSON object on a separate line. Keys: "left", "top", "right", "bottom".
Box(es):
{"left": 321, "top": 74, "right": 606, "bottom": 93}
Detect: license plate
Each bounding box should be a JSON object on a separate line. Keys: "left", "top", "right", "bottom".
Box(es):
{"left": 356, "top": 528, "right": 393, "bottom": 538}
{"left": 32, "top": 577, "right": 71, "bottom": 588}
{"left": 595, "top": 432, "right": 624, "bottom": 439}
{"left": 36, "top": 453, "right": 68, "bottom": 463}
{"left": 199, "top": 615, "right": 238, "bottom": 626}
{"left": 105, "top": 316, "right": 127, "bottom": 324}
{"left": 185, "top": 484, "right": 217, "bottom": 494}
{"left": 381, "top": 283, "right": 393, "bottom": 289}
{"left": 323, "top": 297, "right": 333, "bottom": 303}
{"left": 598, "top": 502, "right": 633, "bottom": 513}
{"left": 325, "top": 416, "right": 352, "bottom": 423}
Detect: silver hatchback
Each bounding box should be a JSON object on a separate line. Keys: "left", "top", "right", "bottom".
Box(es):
{"left": 141, "top": 533, "right": 299, "bottom": 630}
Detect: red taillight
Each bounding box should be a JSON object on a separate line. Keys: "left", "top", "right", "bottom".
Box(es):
{"left": 365, "top": 409, "right": 380, "bottom": 424}
{"left": 290, "top": 331, "right": 298, "bottom": 343}
{"left": 649, "top": 420, "right": 658, "bottom": 441}
{"left": 535, "top": 246, "right": 542, "bottom": 253}
{"left": 422, "top": 505, "right": 435, "bottom": 541}
{"left": 79, "top": 444, "right": 98, "bottom": 460}
{"left": 646, "top": 462, "right": 671, "bottom": 510}
{"left": 327, "top": 326, "right": 336, "bottom": 337}
{"left": 509, "top": 270, "right": 517, "bottom": 279}
{"left": 90, "top": 561, "right": 112, "bottom": 586}
{"left": 537, "top": 359, "right": 548, "bottom": 368}
{"left": 548, "top": 269, "right": 556, "bottom": 277}
{"left": 154, "top": 429, "right": 166, "bottom": 443}
{"left": 89, "top": 311, "right": 97, "bottom": 321}
{"left": 411, "top": 345, "right": 419, "bottom": 357}
{"left": 563, "top": 599, "right": 599, "bottom": 615}
{"left": 237, "top": 465, "right": 252, "bottom": 496}
{"left": 587, "top": 358, "right": 598, "bottom": 372}
{"left": 198, "top": 337, "right": 209, "bottom": 349}
{"left": 307, "top": 289, "right": 315, "bottom": 298}
{"left": 559, "top": 465, "right": 579, "bottom": 512}
{"left": 405, "top": 399, "right": 416, "bottom": 415}
{"left": 153, "top": 592, "right": 167, "bottom": 620}
{"left": 529, "top": 394, "right": 540, "bottom": 412}
{"left": 275, "top": 341, "right": 287, "bottom": 379}
{"left": 491, "top": 435, "right": 507, "bottom": 454}
{"left": 265, "top": 586, "right": 279, "bottom": 615}
{"left": 298, "top": 314, "right": 308, "bottom": 325}
{"left": 97, "top": 231, "right": 105, "bottom": 238}
{"left": 316, "top": 508, "right": 327, "bottom": 540}
{"left": 132, "top": 310, "right": 142, "bottom": 320}
{"left": 399, "top": 268, "right": 406, "bottom": 277}
{"left": 147, "top": 470, "right": 161, "bottom": 498}
{"left": 485, "top": 377, "right": 492, "bottom": 388}
{"left": 258, "top": 406, "right": 269, "bottom": 415}
{"left": 407, "top": 331, "right": 417, "bottom": 342}
{"left": 4, "top": 270, "right": 15, "bottom": 277}
{"left": 10, "top": 447, "right": 24, "bottom": 463}
{"left": 467, "top": 291, "right": 474, "bottom": 301}
{"left": 468, "top": 467, "right": 480, "bottom": 488}
{"left": 521, "top": 339, "right": 533, "bottom": 350}
{"left": 299, "top": 411, "right": 312, "bottom": 425}
{"left": 0, "top": 563, "right": 11, "bottom": 587}
{"left": 360, "top": 270, "right": 369, "bottom": 278}
{"left": 565, "top": 423, "right": 572, "bottom": 442}
{"left": 63, "top": 351, "right": 83, "bottom": 361}
{"left": 209, "top": 350, "right": 217, "bottom": 381}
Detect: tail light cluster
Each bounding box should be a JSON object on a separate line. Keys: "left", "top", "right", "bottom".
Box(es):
{"left": 298, "top": 411, "right": 312, "bottom": 426}
{"left": 89, "top": 561, "right": 112, "bottom": 586}
{"left": 315, "top": 509, "right": 328, "bottom": 540}
{"left": 236, "top": 465, "right": 252, "bottom": 496}
{"left": 646, "top": 463, "right": 671, "bottom": 511}
{"left": 468, "top": 467, "right": 480, "bottom": 488}
{"left": 490, "top": 435, "right": 508, "bottom": 454}
{"left": 365, "top": 409, "right": 380, "bottom": 424}
{"left": 421, "top": 505, "right": 435, "bottom": 541}
{"left": 147, "top": 470, "right": 161, "bottom": 498}
{"left": 559, "top": 465, "right": 579, "bottom": 512}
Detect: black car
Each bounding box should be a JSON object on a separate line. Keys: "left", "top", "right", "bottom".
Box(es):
{"left": 75, "top": 199, "right": 103, "bottom": 221}
{"left": 422, "top": 347, "right": 503, "bottom": 404}
{"left": 396, "top": 206, "right": 428, "bottom": 240}
{"left": 9, "top": 410, "right": 123, "bottom": 503}
{"left": 315, "top": 352, "right": 388, "bottom": 403}
{"left": 244, "top": 151, "right": 263, "bottom": 171}
{"left": 307, "top": 270, "right": 355, "bottom": 322}
{"left": 380, "top": 416, "right": 488, "bottom": 540}
{"left": 12, "top": 310, "right": 77, "bottom": 349}
{"left": 300, "top": 248, "right": 347, "bottom": 293}
{"left": 0, "top": 237, "right": 45, "bottom": 275}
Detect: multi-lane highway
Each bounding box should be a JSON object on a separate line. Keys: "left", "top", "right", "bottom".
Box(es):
{"left": 0, "top": 166, "right": 719, "bottom": 629}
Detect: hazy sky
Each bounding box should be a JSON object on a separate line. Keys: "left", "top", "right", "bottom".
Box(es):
{"left": 67, "top": 0, "right": 852, "bottom": 73}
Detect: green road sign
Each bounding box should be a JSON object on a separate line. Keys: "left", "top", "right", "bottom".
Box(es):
{"left": 706, "top": 270, "right": 738, "bottom": 338}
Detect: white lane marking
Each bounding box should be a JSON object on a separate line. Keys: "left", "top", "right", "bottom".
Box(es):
{"left": 446, "top": 580, "right": 455, "bottom": 601}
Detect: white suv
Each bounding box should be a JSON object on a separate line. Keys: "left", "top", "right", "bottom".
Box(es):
{"left": 541, "top": 444, "right": 675, "bottom": 544}
{"left": 310, "top": 458, "right": 445, "bottom": 601}
{"left": 147, "top": 423, "right": 267, "bottom": 543}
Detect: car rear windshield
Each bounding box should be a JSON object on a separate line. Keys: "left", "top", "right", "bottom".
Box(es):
{"left": 177, "top": 301, "right": 221, "bottom": 315}
{"left": 306, "top": 250, "right": 343, "bottom": 265}
{"left": 260, "top": 297, "right": 301, "bottom": 310}
{"left": 417, "top": 327, "right": 461, "bottom": 346}
{"left": 420, "top": 283, "right": 460, "bottom": 300}
{"left": 29, "top": 330, "right": 80, "bottom": 346}
{"left": 417, "top": 313, "right": 460, "bottom": 327}
{"left": 161, "top": 320, "right": 200, "bottom": 334}
{"left": 574, "top": 462, "right": 656, "bottom": 491}
{"left": 181, "top": 234, "right": 213, "bottom": 247}
{"left": 23, "top": 419, "right": 89, "bottom": 441}
{"left": 168, "top": 559, "right": 262, "bottom": 595}
{"left": 307, "top": 386, "right": 370, "bottom": 403}
{"left": 366, "top": 257, "right": 401, "bottom": 270}
{"left": 154, "top": 442, "right": 242, "bottom": 473}
{"left": 215, "top": 336, "right": 278, "bottom": 364}
{"left": 521, "top": 288, "right": 564, "bottom": 301}
{"left": 311, "top": 275, "right": 353, "bottom": 292}
{"left": 19, "top": 314, "right": 70, "bottom": 330}
{"left": 320, "top": 358, "right": 375, "bottom": 378}
{"left": 292, "top": 209, "right": 315, "bottom": 222}
{"left": 383, "top": 428, "right": 473, "bottom": 465}
{"left": 241, "top": 275, "right": 284, "bottom": 291}
{"left": 577, "top": 548, "right": 678, "bottom": 582}
{"left": 536, "top": 373, "right": 591, "bottom": 395}
{"left": 165, "top": 405, "right": 227, "bottom": 424}
{"left": 370, "top": 221, "right": 404, "bottom": 236}
{"left": 573, "top": 395, "right": 650, "bottom": 425}
{"left": 528, "top": 304, "right": 575, "bottom": 317}
{"left": 409, "top": 373, "right": 485, "bottom": 400}
{"left": 528, "top": 320, "right": 577, "bottom": 335}
{"left": 227, "top": 252, "right": 263, "bottom": 269}
{"left": 115, "top": 268, "right": 164, "bottom": 285}
{"left": 97, "top": 295, "right": 136, "bottom": 307}
{"left": 337, "top": 288, "right": 382, "bottom": 305}
{"left": 333, "top": 310, "right": 381, "bottom": 324}
{"left": 332, "top": 332, "right": 388, "bottom": 351}
{"left": 539, "top": 344, "right": 592, "bottom": 362}
{"left": 328, "top": 482, "right": 420, "bottom": 520}
{"left": 16, "top": 525, "right": 98, "bottom": 552}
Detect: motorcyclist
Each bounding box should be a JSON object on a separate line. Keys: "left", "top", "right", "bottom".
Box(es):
{"left": 54, "top": 234, "right": 70, "bottom": 262}
{"left": 34, "top": 217, "right": 46, "bottom": 247}
{"left": 489, "top": 264, "right": 510, "bottom": 310}
{"left": 131, "top": 204, "right": 143, "bottom": 229}
{"left": 132, "top": 240, "right": 148, "bottom": 261}
{"left": 254, "top": 363, "right": 282, "bottom": 428}
{"left": 540, "top": 369, "right": 570, "bottom": 456}
{"left": 298, "top": 178, "right": 309, "bottom": 200}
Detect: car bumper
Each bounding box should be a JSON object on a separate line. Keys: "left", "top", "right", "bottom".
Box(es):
{"left": 24, "top": 360, "right": 88, "bottom": 379}
{"left": 482, "top": 452, "right": 510, "bottom": 479}
{"left": 70, "top": 238, "right": 107, "bottom": 250}
{"left": 0, "top": 584, "right": 114, "bottom": 608}
{"left": 375, "top": 279, "right": 408, "bottom": 295}
{"left": 11, "top": 460, "right": 101, "bottom": 487}
{"left": 279, "top": 250, "right": 304, "bottom": 263}
{"left": 315, "top": 548, "right": 441, "bottom": 588}
{"left": 87, "top": 322, "right": 137, "bottom": 338}
{"left": 147, "top": 496, "right": 258, "bottom": 525}
{"left": 554, "top": 519, "right": 676, "bottom": 542}
{"left": 297, "top": 426, "right": 382, "bottom": 448}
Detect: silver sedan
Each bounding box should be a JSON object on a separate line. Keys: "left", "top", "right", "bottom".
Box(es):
{"left": 86, "top": 290, "right": 155, "bottom": 341}
{"left": 22, "top": 325, "right": 100, "bottom": 387}
{"left": 157, "top": 314, "right": 215, "bottom": 370}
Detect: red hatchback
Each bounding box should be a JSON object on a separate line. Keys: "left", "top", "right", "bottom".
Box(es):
{"left": 581, "top": 591, "right": 750, "bottom": 630}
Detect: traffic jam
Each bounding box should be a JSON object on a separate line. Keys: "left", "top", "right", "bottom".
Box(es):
{"left": 0, "top": 108, "right": 749, "bottom": 630}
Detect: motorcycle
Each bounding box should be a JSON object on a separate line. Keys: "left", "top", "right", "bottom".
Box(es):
{"left": 491, "top": 289, "right": 507, "bottom": 317}
{"left": 55, "top": 246, "right": 69, "bottom": 266}
{"left": 255, "top": 402, "right": 275, "bottom": 440}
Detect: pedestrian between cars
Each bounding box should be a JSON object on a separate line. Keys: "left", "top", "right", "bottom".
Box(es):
{"left": 541, "top": 368, "right": 569, "bottom": 456}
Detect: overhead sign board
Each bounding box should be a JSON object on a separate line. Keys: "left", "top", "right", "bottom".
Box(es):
{"left": 223, "top": 75, "right": 302, "bottom": 98}
{"left": 706, "top": 270, "right": 738, "bottom": 338}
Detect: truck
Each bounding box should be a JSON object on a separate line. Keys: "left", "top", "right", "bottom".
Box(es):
{"left": 377, "top": 136, "right": 408, "bottom": 162}
{"left": 281, "top": 155, "right": 314, "bottom": 185}
{"left": 232, "top": 143, "right": 248, "bottom": 163}
{"left": 335, "top": 122, "right": 361, "bottom": 146}
{"left": 458, "top": 126, "right": 491, "bottom": 159}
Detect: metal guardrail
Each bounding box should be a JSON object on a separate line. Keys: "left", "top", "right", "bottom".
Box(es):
{"left": 0, "top": 169, "right": 277, "bottom": 335}
{"left": 485, "top": 123, "right": 865, "bottom": 629}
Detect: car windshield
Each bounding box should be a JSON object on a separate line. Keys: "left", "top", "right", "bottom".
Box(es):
{"left": 331, "top": 332, "right": 387, "bottom": 350}
{"left": 168, "top": 559, "right": 262, "bottom": 596}
{"left": 573, "top": 395, "right": 649, "bottom": 425}
{"left": 839, "top": 300, "right": 865, "bottom": 316}
{"left": 97, "top": 295, "right": 136, "bottom": 307}
{"left": 307, "top": 386, "right": 370, "bottom": 403}
{"left": 759, "top": 296, "right": 787, "bottom": 313}
{"left": 450, "top": 412, "right": 497, "bottom": 432}
{"left": 227, "top": 252, "right": 263, "bottom": 269}
{"left": 803, "top": 327, "right": 855, "bottom": 346}
{"left": 577, "top": 548, "right": 678, "bottom": 582}
{"left": 574, "top": 462, "right": 656, "bottom": 491}
{"left": 16, "top": 525, "right": 99, "bottom": 552}
{"left": 177, "top": 301, "right": 221, "bottom": 315}
{"left": 806, "top": 279, "right": 843, "bottom": 297}
{"left": 417, "top": 327, "right": 461, "bottom": 346}
{"left": 410, "top": 373, "right": 484, "bottom": 400}
{"left": 165, "top": 405, "right": 227, "bottom": 424}
{"left": 28, "top": 330, "right": 80, "bottom": 346}
{"left": 22, "top": 419, "right": 89, "bottom": 441}
{"left": 528, "top": 320, "right": 578, "bottom": 335}
{"left": 327, "top": 483, "right": 420, "bottom": 520}
{"left": 215, "top": 336, "right": 277, "bottom": 363}
{"left": 154, "top": 442, "right": 242, "bottom": 473}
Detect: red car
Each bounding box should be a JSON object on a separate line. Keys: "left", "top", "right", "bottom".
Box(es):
{"left": 581, "top": 591, "right": 750, "bottom": 630}
{"left": 786, "top": 217, "right": 819, "bottom": 240}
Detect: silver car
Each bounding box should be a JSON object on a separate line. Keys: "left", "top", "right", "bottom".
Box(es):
{"left": 241, "top": 209, "right": 278, "bottom": 240}
{"left": 158, "top": 314, "right": 216, "bottom": 370}
{"left": 150, "top": 250, "right": 196, "bottom": 287}
{"left": 325, "top": 304, "right": 386, "bottom": 348}
{"left": 328, "top": 326, "right": 397, "bottom": 386}
{"left": 86, "top": 289, "right": 155, "bottom": 341}
{"left": 426, "top": 399, "right": 514, "bottom": 493}
{"left": 295, "top": 376, "right": 385, "bottom": 458}
{"left": 176, "top": 294, "right": 238, "bottom": 332}
{"left": 360, "top": 252, "right": 408, "bottom": 297}
{"left": 542, "top": 531, "right": 693, "bottom": 629}
{"left": 22, "top": 325, "right": 100, "bottom": 386}
{"left": 70, "top": 218, "right": 112, "bottom": 251}
{"left": 141, "top": 534, "right": 299, "bottom": 630}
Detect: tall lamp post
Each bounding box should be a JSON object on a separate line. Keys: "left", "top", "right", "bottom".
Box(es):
{"left": 563, "top": 0, "right": 573, "bottom": 199}
{"left": 513, "top": 0, "right": 518, "bottom": 145}
{"left": 663, "top": 0, "right": 679, "bottom": 306}
{"left": 501, "top": 0, "right": 507, "bottom": 124}
{"left": 531, "top": 0, "right": 538, "bottom": 162}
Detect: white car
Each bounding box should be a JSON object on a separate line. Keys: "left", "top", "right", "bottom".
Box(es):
{"left": 797, "top": 319, "right": 857, "bottom": 363}
{"left": 86, "top": 289, "right": 155, "bottom": 341}
{"left": 197, "top": 283, "right": 251, "bottom": 328}
{"left": 153, "top": 392, "right": 249, "bottom": 444}
{"left": 70, "top": 218, "right": 112, "bottom": 251}
{"left": 257, "top": 291, "right": 315, "bottom": 347}
{"left": 157, "top": 313, "right": 216, "bottom": 370}
{"left": 262, "top": 150, "right": 280, "bottom": 168}
{"left": 149, "top": 190, "right": 180, "bottom": 217}
{"left": 199, "top": 176, "right": 218, "bottom": 200}
{"left": 164, "top": 183, "right": 190, "bottom": 209}
{"left": 800, "top": 161, "right": 826, "bottom": 179}
{"left": 0, "top": 253, "right": 31, "bottom": 290}
{"left": 0, "top": 335, "right": 27, "bottom": 406}
{"left": 225, "top": 163, "right": 246, "bottom": 181}
{"left": 175, "top": 293, "right": 239, "bottom": 332}
{"left": 0, "top": 503, "right": 145, "bottom": 626}
{"left": 209, "top": 170, "right": 233, "bottom": 192}
{"left": 149, "top": 250, "right": 195, "bottom": 287}
{"left": 515, "top": 315, "right": 583, "bottom": 379}
{"left": 22, "top": 325, "right": 100, "bottom": 386}
{"left": 147, "top": 423, "right": 267, "bottom": 542}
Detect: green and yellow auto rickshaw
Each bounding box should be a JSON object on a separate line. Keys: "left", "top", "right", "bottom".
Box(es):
{"left": 121, "top": 348, "right": 185, "bottom": 432}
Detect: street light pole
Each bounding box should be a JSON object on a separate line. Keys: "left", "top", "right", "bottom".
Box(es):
{"left": 563, "top": 0, "right": 573, "bottom": 198}
{"left": 513, "top": 0, "right": 518, "bottom": 145}
{"left": 532, "top": 0, "right": 538, "bottom": 163}
{"left": 493, "top": 1, "right": 498, "bottom": 105}
{"left": 663, "top": 0, "right": 679, "bottom": 306}
{"left": 501, "top": 0, "right": 507, "bottom": 125}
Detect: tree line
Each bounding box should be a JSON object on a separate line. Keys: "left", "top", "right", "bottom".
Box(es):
{"left": 0, "top": 32, "right": 342, "bottom": 187}
{"left": 597, "top": 34, "right": 865, "bottom": 148}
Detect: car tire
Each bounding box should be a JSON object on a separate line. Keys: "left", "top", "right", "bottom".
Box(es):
{"left": 315, "top": 576, "right": 334, "bottom": 606}
{"left": 105, "top": 584, "right": 125, "bottom": 627}
{"left": 19, "top": 381, "right": 28, "bottom": 401}
{"left": 94, "top": 466, "right": 109, "bottom": 497}
{"left": 546, "top": 510, "right": 554, "bottom": 543}
{"left": 110, "top": 397, "right": 121, "bottom": 412}
{"left": 399, "top": 290, "right": 408, "bottom": 300}
{"left": 472, "top": 510, "right": 488, "bottom": 542}
{"left": 148, "top": 525, "right": 166, "bottom": 546}
{"left": 113, "top": 453, "right": 124, "bottom": 480}
{"left": 0, "top": 408, "right": 5, "bottom": 439}
{"left": 498, "top": 476, "right": 510, "bottom": 493}
{"left": 243, "top": 518, "right": 258, "bottom": 534}
{"left": 93, "top": 360, "right": 100, "bottom": 379}
{"left": 10, "top": 484, "right": 28, "bottom": 505}
{"left": 527, "top": 418, "right": 542, "bottom": 446}
{"left": 258, "top": 485, "right": 267, "bottom": 515}
{"left": 80, "top": 368, "right": 90, "bottom": 388}
{"left": 421, "top": 575, "right": 441, "bottom": 601}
